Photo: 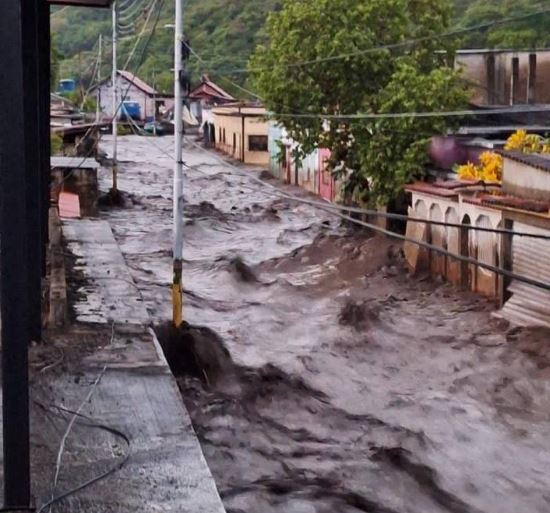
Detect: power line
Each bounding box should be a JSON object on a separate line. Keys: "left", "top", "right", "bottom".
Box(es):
{"left": 183, "top": 137, "right": 550, "bottom": 240}
{"left": 269, "top": 105, "right": 550, "bottom": 121}
{"left": 182, "top": 139, "right": 550, "bottom": 291}
{"left": 211, "top": 6, "right": 550, "bottom": 75}
{"left": 50, "top": 0, "right": 166, "bottom": 186}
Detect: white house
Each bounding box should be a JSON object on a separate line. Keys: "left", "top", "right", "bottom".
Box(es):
{"left": 92, "top": 70, "right": 174, "bottom": 122}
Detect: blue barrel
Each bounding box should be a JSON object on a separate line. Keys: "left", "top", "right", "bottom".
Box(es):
{"left": 120, "top": 101, "right": 141, "bottom": 121}
{"left": 58, "top": 79, "right": 76, "bottom": 94}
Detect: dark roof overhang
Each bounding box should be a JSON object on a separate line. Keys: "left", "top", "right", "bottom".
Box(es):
{"left": 48, "top": 0, "right": 113, "bottom": 7}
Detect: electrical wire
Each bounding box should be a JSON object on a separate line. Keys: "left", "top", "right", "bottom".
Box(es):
{"left": 184, "top": 137, "right": 550, "bottom": 240}
{"left": 269, "top": 105, "right": 550, "bottom": 121}
{"left": 187, "top": 42, "right": 550, "bottom": 122}
{"left": 212, "top": 6, "right": 550, "bottom": 75}
{"left": 122, "top": 0, "right": 160, "bottom": 71}
{"left": 35, "top": 401, "right": 130, "bottom": 513}
{"left": 50, "top": 0, "right": 165, "bottom": 186}
{"left": 48, "top": 365, "right": 107, "bottom": 512}
{"left": 181, "top": 139, "right": 550, "bottom": 291}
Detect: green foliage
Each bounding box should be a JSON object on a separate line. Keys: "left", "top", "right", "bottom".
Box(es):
{"left": 457, "top": 0, "right": 550, "bottom": 48}
{"left": 117, "top": 125, "right": 132, "bottom": 136}
{"left": 249, "top": 0, "right": 468, "bottom": 205}
{"left": 63, "top": 90, "right": 97, "bottom": 113}
{"left": 51, "top": 0, "right": 283, "bottom": 96}
{"left": 50, "top": 132, "right": 63, "bottom": 156}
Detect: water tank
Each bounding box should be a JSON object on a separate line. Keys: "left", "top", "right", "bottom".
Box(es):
{"left": 58, "top": 79, "right": 76, "bottom": 94}
{"left": 120, "top": 101, "right": 141, "bottom": 121}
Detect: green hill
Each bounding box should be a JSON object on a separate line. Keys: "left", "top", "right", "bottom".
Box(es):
{"left": 51, "top": 0, "right": 282, "bottom": 96}
{"left": 51, "top": 0, "right": 549, "bottom": 98}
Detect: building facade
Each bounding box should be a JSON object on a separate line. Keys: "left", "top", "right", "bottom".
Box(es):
{"left": 455, "top": 49, "right": 550, "bottom": 106}
{"left": 212, "top": 103, "right": 269, "bottom": 166}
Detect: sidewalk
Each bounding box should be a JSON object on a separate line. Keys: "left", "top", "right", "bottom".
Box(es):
{"left": 21, "top": 215, "right": 226, "bottom": 512}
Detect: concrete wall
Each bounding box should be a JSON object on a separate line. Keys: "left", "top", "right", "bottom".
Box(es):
{"left": 456, "top": 50, "right": 550, "bottom": 106}
{"left": 502, "top": 156, "right": 550, "bottom": 202}
{"left": 407, "top": 190, "right": 503, "bottom": 298}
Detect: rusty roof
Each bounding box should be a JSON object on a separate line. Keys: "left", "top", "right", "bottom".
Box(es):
{"left": 500, "top": 150, "right": 550, "bottom": 173}
{"left": 463, "top": 192, "right": 550, "bottom": 214}
{"left": 404, "top": 181, "right": 460, "bottom": 199}
{"left": 117, "top": 70, "right": 158, "bottom": 96}
{"left": 189, "top": 76, "right": 235, "bottom": 102}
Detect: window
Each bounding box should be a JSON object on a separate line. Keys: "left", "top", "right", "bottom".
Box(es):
{"left": 233, "top": 133, "right": 236, "bottom": 153}
{"left": 223, "top": 128, "right": 226, "bottom": 143}
{"left": 248, "top": 135, "right": 268, "bottom": 152}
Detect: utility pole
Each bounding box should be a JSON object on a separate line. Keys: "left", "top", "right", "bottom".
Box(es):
{"left": 111, "top": 0, "right": 118, "bottom": 193}
{"left": 96, "top": 34, "right": 102, "bottom": 123}
{"left": 172, "top": 0, "right": 185, "bottom": 327}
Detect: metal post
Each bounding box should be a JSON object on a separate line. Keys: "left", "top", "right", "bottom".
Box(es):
{"left": 112, "top": 0, "right": 118, "bottom": 192}
{"left": 172, "top": 0, "right": 184, "bottom": 327}
{"left": 38, "top": 0, "right": 51, "bottom": 279}
{"left": 96, "top": 34, "right": 102, "bottom": 123}
{"left": 0, "top": 0, "right": 34, "bottom": 507}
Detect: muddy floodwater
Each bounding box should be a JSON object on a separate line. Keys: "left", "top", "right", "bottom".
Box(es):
{"left": 100, "top": 135, "right": 550, "bottom": 513}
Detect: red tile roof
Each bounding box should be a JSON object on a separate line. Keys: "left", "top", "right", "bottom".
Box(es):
{"left": 404, "top": 181, "right": 460, "bottom": 199}
{"left": 189, "top": 75, "right": 235, "bottom": 102}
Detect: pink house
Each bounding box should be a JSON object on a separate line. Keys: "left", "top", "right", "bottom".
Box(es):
{"left": 318, "top": 148, "right": 336, "bottom": 201}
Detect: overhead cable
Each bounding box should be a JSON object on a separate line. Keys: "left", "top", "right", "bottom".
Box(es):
{"left": 182, "top": 139, "right": 550, "bottom": 291}
{"left": 183, "top": 137, "right": 550, "bottom": 240}
{"left": 213, "top": 6, "right": 550, "bottom": 75}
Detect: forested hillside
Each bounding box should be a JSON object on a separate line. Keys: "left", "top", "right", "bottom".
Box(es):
{"left": 51, "top": 0, "right": 549, "bottom": 97}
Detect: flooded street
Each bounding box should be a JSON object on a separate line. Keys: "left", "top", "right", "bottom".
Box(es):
{"left": 100, "top": 135, "right": 550, "bottom": 513}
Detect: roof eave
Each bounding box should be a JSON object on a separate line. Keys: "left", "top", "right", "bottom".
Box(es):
{"left": 48, "top": 0, "right": 113, "bottom": 7}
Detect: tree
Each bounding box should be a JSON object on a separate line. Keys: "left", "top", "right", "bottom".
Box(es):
{"left": 249, "top": 0, "right": 469, "bottom": 205}
{"left": 458, "top": 0, "right": 550, "bottom": 49}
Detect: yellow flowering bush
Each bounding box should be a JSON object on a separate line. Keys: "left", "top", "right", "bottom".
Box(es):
{"left": 505, "top": 129, "right": 550, "bottom": 154}
{"left": 504, "top": 129, "right": 528, "bottom": 151}
{"left": 457, "top": 151, "right": 503, "bottom": 183}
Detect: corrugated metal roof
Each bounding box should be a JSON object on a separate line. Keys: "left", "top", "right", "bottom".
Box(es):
{"left": 498, "top": 222, "right": 550, "bottom": 327}
{"left": 189, "top": 76, "right": 235, "bottom": 102}
{"left": 117, "top": 70, "right": 158, "bottom": 96}
{"left": 500, "top": 150, "right": 550, "bottom": 172}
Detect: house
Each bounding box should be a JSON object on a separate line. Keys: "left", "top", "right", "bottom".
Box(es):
{"left": 189, "top": 75, "right": 235, "bottom": 124}
{"left": 92, "top": 70, "right": 174, "bottom": 122}
{"left": 212, "top": 103, "right": 269, "bottom": 165}
{"left": 455, "top": 49, "right": 550, "bottom": 107}
{"left": 404, "top": 149, "right": 550, "bottom": 328}
{"left": 267, "top": 122, "right": 339, "bottom": 201}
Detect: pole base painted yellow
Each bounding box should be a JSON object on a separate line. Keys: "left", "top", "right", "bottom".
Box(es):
{"left": 112, "top": 162, "right": 118, "bottom": 193}
{"left": 172, "top": 282, "right": 183, "bottom": 327}
{"left": 172, "top": 260, "right": 183, "bottom": 327}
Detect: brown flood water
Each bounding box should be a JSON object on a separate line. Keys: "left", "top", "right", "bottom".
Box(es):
{"left": 101, "top": 135, "right": 550, "bottom": 513}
